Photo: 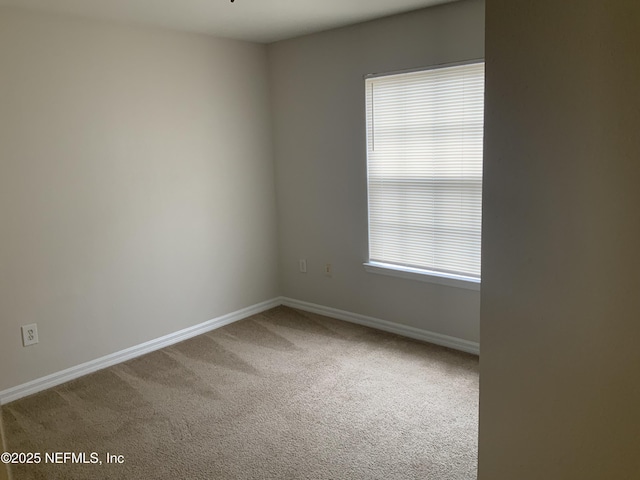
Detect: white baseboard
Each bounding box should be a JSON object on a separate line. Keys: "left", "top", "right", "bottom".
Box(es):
{"left": 281, "top": 297, "right": 480, "bottom": 356}
{"left": 1, "top": 296, "right": 478, "bottom": 405}
{"left": 0, "top": 298, "right": 281, "bottom": 405}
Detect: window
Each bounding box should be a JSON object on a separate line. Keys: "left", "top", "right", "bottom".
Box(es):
{"left": 364, "top": 61, "right": 484, "bottom": 289}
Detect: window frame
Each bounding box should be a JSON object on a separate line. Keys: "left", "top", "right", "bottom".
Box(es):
{"left": 363, "top": 60, "right": 485, "bottom": 290}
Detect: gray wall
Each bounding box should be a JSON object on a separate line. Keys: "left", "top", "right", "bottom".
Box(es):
{"left": 480, "top": 0, "right": 640, "bottom": 478}
{"left": 268, "top": 0, "right": 484, "bottom": 342}
{"left": 0, "top": 8, "right": 279, "bottom": 391}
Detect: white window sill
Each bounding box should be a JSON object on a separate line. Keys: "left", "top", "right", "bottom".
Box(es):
{"left": 363, "top": 262, "right": 480, "bottom": 291}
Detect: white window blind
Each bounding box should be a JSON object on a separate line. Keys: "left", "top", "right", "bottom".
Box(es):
{"left": 365, "top": 61, "right": 485, "bottom": 279}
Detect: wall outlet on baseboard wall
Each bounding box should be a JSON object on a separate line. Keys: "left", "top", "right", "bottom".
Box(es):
{"left": 22, "top": 324, "right": 39, "bottom": 347}
{"left": 299, "top": 259, "right": 307, "bottom": 273}
{"left": 324, "top": 263, "right": 332, "bottom": 277}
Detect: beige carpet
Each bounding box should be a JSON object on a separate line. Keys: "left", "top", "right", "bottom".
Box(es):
{"left": 1, "top": 415, "right": 8, "bottom": 480}
{"left": 2, "top": 306, "right": 478, "bottom": 479}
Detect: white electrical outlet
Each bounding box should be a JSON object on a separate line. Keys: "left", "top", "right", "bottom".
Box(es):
{"left": 22, "top": 323, "right": 39, "bottom": 347}
{"left": 299, "top": 259, "right": 307, "bottom": 273}
{"left": 324, "top": 263, "right": 332, "bottom": 277}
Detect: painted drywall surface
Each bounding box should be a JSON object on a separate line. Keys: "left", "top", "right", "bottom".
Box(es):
{"left": 480, "top": 1, "right": 640, "bottom": 478}
{"left": 0, "top": 8, "right": 279, "bottom": 391}
{"left": 268, "top": 0, "right": 484, "bottom": 342}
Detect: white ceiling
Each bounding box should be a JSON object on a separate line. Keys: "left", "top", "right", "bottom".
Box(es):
{"left": 0, "top": 0, "right": 456, "bottom": 43}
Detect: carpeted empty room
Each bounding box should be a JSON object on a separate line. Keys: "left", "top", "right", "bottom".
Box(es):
{"left": 1, "top": 2, "right": 484, "bottom": 479}
{"left": 3, "top": 307, "right": 478, "bottom": 479}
